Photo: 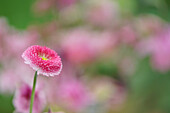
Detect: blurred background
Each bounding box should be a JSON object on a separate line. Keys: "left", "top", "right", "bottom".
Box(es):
{"left": 0, "top": 0, "right": 170, "bottom": 113}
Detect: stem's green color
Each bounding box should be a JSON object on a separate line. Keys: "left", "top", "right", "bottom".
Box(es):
{"left": 29, "top": 71, "right": 38, "bottom": 113}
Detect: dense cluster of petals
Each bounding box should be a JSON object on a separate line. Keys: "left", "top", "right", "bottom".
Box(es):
{"left": 22, "top": 45, "right": 62, "bottom": 76}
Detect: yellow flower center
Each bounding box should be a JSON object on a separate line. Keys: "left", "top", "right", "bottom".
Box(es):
{"left": 42, "top": 57, "right": 48, "bottom": 60}
{"left": 40, "top": 54, "right": 49, "bottom": 60}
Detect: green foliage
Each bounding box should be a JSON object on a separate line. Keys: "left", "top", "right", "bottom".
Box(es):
{"left": 128, "top": 58, "right": 170, "bottom": 113}
{"left": 0, "top": 0, "right": 53, "bottom": 29}
{"left": 86, "top": 60, "right": 119, "bottom": 79}
{"left": 0, "top": 94, "right": 14, "bottom": 113}
{"left": 135, "top": 0, "right": 170, "bottom": 21}
{"left": 117, "top": 0, "right": 137, "bottom": 14}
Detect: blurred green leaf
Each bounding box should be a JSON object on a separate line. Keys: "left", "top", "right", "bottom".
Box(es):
{"left": 0, "top": 0, "right": 53, "bottom": 29}
{"left": 135, "top": 0, "right": 170, "bottom": 21}
{"left": 127, "top": 57, "right": 170, "bottom": 113}
{"left": 86, "top": 60, "right": 120, "bottom": 80}
{"left": 117, "top": 0, "right": 137, "bottom": 14}
{"left": 0, "top": 94, "right": 14, "bottom": 113}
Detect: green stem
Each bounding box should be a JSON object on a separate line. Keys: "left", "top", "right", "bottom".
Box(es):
{"left": 29, "top": 71, "right": 38, "bottom": 113}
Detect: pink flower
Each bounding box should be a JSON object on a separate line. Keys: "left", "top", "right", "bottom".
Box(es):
{"left": 135, "top": 15, "right": 164, "bottom": 36}
{"left": 0, "top": 70, "right": 19, "bottom": 93}
{"left": 118, "top": 25, "right": 137, "bottom": 45}
{"left": 61, "top": 29, "right": 115, "bottom": 64}
{"left": 62, "top": 31, "right": 95, "bottom": 63}
{"left": 22, "top": 45, "right": 62, "bottom": 76}
{"left": 4, "top": 31, "right": 39, "bottom": 57}
{"left": 56, "top": 0, "right": 77, "bottom": 9}
{"left": 0, "top": 60, "right": 36, "bottom": 93}
{"left": 138, "top": 27, "right": 170, "bottom": 71}
{"left": 86, "top": 0, "right": 119, "bottom": 27}
{"left": 13, "top": 83, "right": 46, "bottom": 113}
{"left": 57, "top": 79, "right": 90, "bottom": 111}
{"left": 150, "top": 28, "right": 170, "bottom": 71}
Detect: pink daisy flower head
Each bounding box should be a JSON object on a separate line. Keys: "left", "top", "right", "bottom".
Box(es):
{"left": 22, "top": 45, "right": 62, "bottom": 76}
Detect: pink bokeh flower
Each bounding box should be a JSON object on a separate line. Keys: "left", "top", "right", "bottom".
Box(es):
{"left": 56, "top": 0, "right": 77, "bottom": 9}
{"left": 22, "top": 45, "right": 62, "bottom": 76}
{"left": 57, "top": 79, "right": 91, "bottom": 111}
{"left": 61, "top": 28, "right": 115, "bottom": 64}
{"left": 86, "top": 0, "right": 119, "bottom": 27}
{"left": 137, "top": 27, "right": 170, "bottom": 71}
{"left": 4, "top": 31, "right": 39, "bottom": 57}
{"left": 149, "top": 27, "right": 170, "bottom": 71}
{"left": 13, "top": 83, "right": 46, "bottom": 113}
{"left": 0, "top": 70, "right": 19, "bottom": 93}
{"left": 118, "top": 25, "right": 137, "bottom": 45}
{"left": 0, "top": 60, "right": 35, "bottom": 94}
{"left": 135, "top": 15, "right": 164, "bottom": 36}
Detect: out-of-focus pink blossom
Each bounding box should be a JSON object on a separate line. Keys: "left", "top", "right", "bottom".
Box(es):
{"left": 136, "top": 38, "right": 154, "bottom": 57}
{"left": 139, "top": 27, "right": 170, "bottom": 71}
{"left": 86, "top": 0, "right": 119, "bottom": 27}
{"left": 56, "top": 0, "right": 77, "bottom": 9}
{"left": 57, "top": 79, "right": 91, "bottom": 111}
{"left": 4, "top": 31, "right": 39, "bottom": 57}
{"left": 92, "top": 31, "right": 116, "bottom": 54}
{"left": 135, "top": 15, "right": 164, "bottom": 36}
{"left": 13, "top": 83, "right": 46, "bottom": 113}
{"left": 151, "top": 28, "right": 170, "bottom": 71}
{"left": 41, "top": 62, "right": 77, "bottom": 105}
{"left": 13, "top": 61, "right": 35, "bottom": 83}
{"left": 118, "top": 25, "right": 137, "bottom": 45}
{"left": 0, "top": 70, "right": 19, "bottom": 93}
{"left": 61, "top": 28, "right": 116, "bottom": 64}
{"left": 0, "top": 60, "right": 35, "bottom": 93}
{"left": 22, "top": 45, "right": 62, "bottom": 76}
{"left": 62, "top": 32, "right": 95, "bottom": 63}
